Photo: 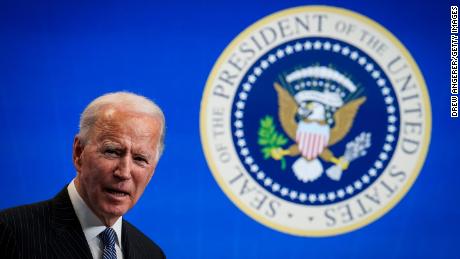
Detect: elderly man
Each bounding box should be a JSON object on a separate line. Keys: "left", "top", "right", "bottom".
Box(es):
{"left": 0, "top": 92, "right": 165, "bottom": 259}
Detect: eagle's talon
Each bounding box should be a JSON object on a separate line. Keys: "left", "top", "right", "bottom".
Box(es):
{"left": 330, "top": 156, "right": 349, "bottom": 170}
{"left": 271, "top": 148, "right": 289, "bottom": 160}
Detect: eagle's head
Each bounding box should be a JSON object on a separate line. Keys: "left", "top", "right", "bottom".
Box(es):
{"left": 298, "top": 101, "right": 326, "bottom": 122}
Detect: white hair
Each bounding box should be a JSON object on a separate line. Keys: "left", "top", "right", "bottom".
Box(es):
{"left": 78, "top": 91, "right": 165, "bottom": 157}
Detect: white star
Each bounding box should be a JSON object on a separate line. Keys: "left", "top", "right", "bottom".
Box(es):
{"left": 377, "top": 78, "right": 386, "bottom": 86}
{"left": 285, "top": 45, "right": 294, "bottom": 54}
{"left": 289, "top": 191, "right": 298, "bottom": 199}
{"left": 374, "top": 161, "right": 383, "bottom": 169}
{"left": 240, "top": 148, "right": 249, "bottom": 156}
{"left": 239, "top": 92, "right": 247, "bottom": 100}
{"left": 264, "top": 178, "right": 273, "bottom": 186}
{"left": 235, "top": 130, "right": 244, "bottom": 138}
{"left": 236, "top": 101, "right": 245, "bottom": 109}
{"left": 276, "top": 49, "right": 285, "bottom": 58}
{"left": 248, "top": 75, "right": 256, "bottom": 83}
{"left": 384, "top": 144, "right": 393, "bottom": 151}
{"left": 234, "top": 120, "right": 243, "bottom": 128}
{"left": 308, "top": 194, "right": 317, "bottom": 203}
{"left": 304, "top": 41, "right": 312, "bottom": 50}
{"left": 245, "top": 156, "right": 254, "bottom": 165}
{"left": 237, "top": 138, "right": 246, "bottom": 146}
{"left": 372, "top": 71, "right": 381, "bottom": 79}
{"left": 337, "top": 189, "right": 345, "bottom": 198}
{"left": 382, "top": 87, "right": 390, "bottom": 95}
{"left": 254, "top": 67, "right": 262, "bottom": 76}
{"left": 379, "top": 152, "right": 388, "bottom": 160}
{"left": 387, "top": 105, "right": 396, "bottom": 113}
{"left": 365, "top": 63, "right": 374, "bottom": 71}
{"left": 318, "top": 194, "right": 326, "bottom": 202}
{"left": 299, "top": 193, "right": 307, "bottom": 201}
{"left": 386, "top": 134, "right": 395, "bottom": 142}
{"left": 268, "top": 55, "right": 276, "bottom": 63}
{"left": 234, "top": 110, "right": 243, "bottom": 119}
{"left": 369, "top": 168, "right": 377, "bottom": 176}
{"left": 388, "top": 125, "right": 397, "bottom": 132}
{"left": 362, "top": 175, "right": 370, "bottom": 183}
{"left": 294, "top": 42, "right": 303, "bottom": 51}
{"left": 358, "top": 57, "right": 367, "bottom": 65}
{"left": 261, "top": 60, "right": 269, "bottom": 69}
{"left": 243, "top": 83, "right": 251, "bottom": 91}
{"left": 388, "top": 115, "right": 397, "bottom": 123}
{"left": 350, "top": 51, "right": 359, "bottom": 60}
{"left": 354, "top": 181, "right": 363, "bottom": 189}
{"left": 314, "top": 41, "right": 322, "bottom": 49}
{"left": 272, "top": 183, "right": 280, "bottom": 191}
{"left": 385, "top": 96, "right": 394, "bottom": 104}
{"left": 281, "top": 188, "right": 289, "bottom": 196}
{"left": 250, "top": 165, "right": 259, "bottom": 172}
{"left": 257, "top": 172, "right": 265, "bottom": 179}
{"left": 341, "top": 47, "right": 350, "bottom": 55}
{"left": 332, "top": 43, "right": 341, "bottom": 52}
{"left": 327, "top": 192, "right": 336, "bottom": 201}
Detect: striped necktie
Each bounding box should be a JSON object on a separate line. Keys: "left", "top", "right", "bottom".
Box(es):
{"left": 99, "top": 227, "right": 117, "bottom": 259}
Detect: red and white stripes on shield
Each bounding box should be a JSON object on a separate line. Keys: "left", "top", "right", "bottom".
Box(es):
{"left": 296, "top": 122, "right": 330, "bottom": 160}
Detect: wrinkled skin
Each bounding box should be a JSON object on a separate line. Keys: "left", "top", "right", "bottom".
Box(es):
{"left": 73, "top": 106, "right": 162, "bottom": 226}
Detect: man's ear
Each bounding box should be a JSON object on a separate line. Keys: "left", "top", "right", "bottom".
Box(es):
{"left": 72, "top": 136, "right": 84, "bottom": 172}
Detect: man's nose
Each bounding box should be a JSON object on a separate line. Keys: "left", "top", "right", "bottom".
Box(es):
{"left": 114, "top": 156, "right": 133, "bottom": 180}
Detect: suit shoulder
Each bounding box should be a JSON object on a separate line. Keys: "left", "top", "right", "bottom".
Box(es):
{"left": 0, "top": 199, "right": 52, "bottom": 225}
{"left": 123, "top": 220, "right": 165, "bottom": 258}
{"left": 0, "top": 200, "right": 53, "bottom": 258}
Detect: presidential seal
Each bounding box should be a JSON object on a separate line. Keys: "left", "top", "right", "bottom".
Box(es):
{"left": 200, "top": 6, "right": 431, "bottom": 236}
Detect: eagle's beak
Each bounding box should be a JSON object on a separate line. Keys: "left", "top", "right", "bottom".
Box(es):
{"left": 304, "top": 103, "right": 314, "bottom": 117}
{"left": 303, "top": 108, "right": 312, "bottom": 119}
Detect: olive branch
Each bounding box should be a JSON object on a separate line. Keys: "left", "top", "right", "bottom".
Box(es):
{"left": 257, "top": 115, "right": 288, "bottom": 170}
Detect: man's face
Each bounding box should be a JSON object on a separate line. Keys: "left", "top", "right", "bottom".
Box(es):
{"left": 73, "top": 107, "right": 162, "bottom": 224}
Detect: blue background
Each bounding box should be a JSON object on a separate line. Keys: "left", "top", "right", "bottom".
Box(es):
{"left": 0, "top": 0, "right": 457, "bottom": 258}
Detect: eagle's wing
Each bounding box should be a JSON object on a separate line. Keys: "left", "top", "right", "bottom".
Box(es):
{"left": 328, "top": 97, "right": 366, "bottom": 146}
{"left": 274, "top": 82, "right": 297, "bottom": 141}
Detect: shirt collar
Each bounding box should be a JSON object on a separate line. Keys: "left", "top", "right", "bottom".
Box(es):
{"left": 68, "top": 179, "right": 123, "bottom": 248}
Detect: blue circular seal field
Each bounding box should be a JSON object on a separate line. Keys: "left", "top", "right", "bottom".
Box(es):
{"left": 231, "top": 37, "right": 400, "bottom": 205}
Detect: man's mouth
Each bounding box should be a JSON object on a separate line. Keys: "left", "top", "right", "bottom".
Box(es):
{"left": 105, "top": 188, "right": 130, "bottom": 197}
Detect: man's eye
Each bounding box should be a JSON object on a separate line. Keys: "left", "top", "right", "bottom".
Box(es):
{"left": 104, "top": 149, "right": 120, "bottom": 157}
{"left": 134, "top": 156, "right": 148, "bottom": 165}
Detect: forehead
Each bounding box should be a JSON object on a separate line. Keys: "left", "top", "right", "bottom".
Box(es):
{"left": 91, "top": 107, "right": 162, "bottom": 144}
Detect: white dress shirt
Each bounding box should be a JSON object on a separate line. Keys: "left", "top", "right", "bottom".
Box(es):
{"left": 68, "top": 179, "right": 124, "bottom": 259}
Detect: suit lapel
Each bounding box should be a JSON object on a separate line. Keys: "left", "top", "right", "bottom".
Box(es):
{"left": 50, "top": 187, "right": 93, "bottom": 259}
{"left": 122, "top": 221, "right": 136, "bottom": 259}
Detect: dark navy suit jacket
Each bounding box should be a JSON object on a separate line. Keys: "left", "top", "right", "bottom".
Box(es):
{"left": 0, "top": 187, "right": 165, "bottom": 259}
